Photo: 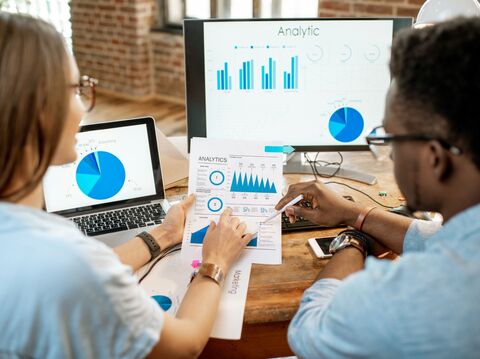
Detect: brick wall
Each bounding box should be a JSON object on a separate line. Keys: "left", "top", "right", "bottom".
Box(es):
{"left": 151, "top": 32, "right": 185, "bottom": 99}
{"left": 71, "top": 0, "right": 157, "bottom": 97}
{"left": 319, "top": 0, "right": 423, "bottom": 18}
{"left": 71, "top": 0, "right": 425, "bottom": 100}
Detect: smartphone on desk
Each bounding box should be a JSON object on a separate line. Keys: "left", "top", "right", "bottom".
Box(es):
{"left": 308, "top": 236, "right": 335, "bottom": 259}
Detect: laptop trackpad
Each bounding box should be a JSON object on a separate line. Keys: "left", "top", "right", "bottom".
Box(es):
{"left": 94, "top": 226, "right": 156, "bottom": 248}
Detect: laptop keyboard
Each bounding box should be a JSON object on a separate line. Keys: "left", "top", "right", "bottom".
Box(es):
{"left": 72, "top": 203, "right": 166, "bottom": 237}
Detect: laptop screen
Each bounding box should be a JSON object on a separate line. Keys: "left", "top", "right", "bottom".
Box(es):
{"left": 43, "top": 118, "right": 163, "bottom": 214}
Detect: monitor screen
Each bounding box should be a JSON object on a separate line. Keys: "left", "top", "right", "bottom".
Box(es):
{"left": 43, "top": 118, "right": 163, "bottom": 214}
{"left": 184, "top": 18, "right": 412, "bottom": 152}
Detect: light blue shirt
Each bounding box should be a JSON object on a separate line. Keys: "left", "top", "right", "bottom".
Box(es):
{"left": 288, "top": 204, "right": 480, "bottom": 359}
{"left": 0, "top": 203, "right": 164, "bottom": 359}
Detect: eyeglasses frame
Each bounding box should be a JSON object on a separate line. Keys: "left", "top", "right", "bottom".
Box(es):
{"left": 365, "top": 125, "right": 462, "bottom": 156}
{"left": 70, "top": 75, "right": 98, "bottom": 112}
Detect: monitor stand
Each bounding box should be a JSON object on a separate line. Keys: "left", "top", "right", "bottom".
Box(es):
{"left": 283, "top": 152, "right": 377, "bottom": 185}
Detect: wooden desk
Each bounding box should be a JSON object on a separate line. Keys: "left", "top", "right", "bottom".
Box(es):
{"left": 167, "top": 153, "right": 402, "bottom": 359}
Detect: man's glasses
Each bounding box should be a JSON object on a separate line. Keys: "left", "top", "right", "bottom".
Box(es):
{"left": 366, "top": 125, "right": 462, "bottom": 160}
{"left": 71, "top": 75, "right": 98, "bottom": 112}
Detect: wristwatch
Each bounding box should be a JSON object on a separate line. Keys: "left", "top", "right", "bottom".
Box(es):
{"left": 329, "top": 229, "right": 370, "bottom": 258}
{"left": 137, "top": 231, "right": 161, "bottom": 261}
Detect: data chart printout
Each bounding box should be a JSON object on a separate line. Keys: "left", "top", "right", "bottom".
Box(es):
{"left": 181, "top": 138, "right": 283, "bottom": 265}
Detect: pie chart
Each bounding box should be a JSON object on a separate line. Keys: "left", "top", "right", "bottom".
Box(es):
{"left": 76, "top": 151, "right": 126, "bottom": 200}
{"left": 152, "top": 295, "right": 173, "bottom": 311}
{"left": 328, "top": 107, "right": 364, "bottom": 143}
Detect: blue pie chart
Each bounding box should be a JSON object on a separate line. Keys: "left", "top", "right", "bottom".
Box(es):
{"left": 328, "top": 107, "right": 364, "bottom": 143}
{"left": 152, "top": 295, "right": 173, "bottom": 311}
{"left": 76, "top": 151, "right": 126, "bottom": 200}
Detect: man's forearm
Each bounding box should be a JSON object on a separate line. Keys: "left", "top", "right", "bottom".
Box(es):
{"left": 343, "top": 205, "right": 412, "bottom": 254}
{"left": 317, "top": 247, "right": 365, "bottom": 281}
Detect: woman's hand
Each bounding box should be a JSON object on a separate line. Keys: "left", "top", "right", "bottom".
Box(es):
{"left": 202, "top": 208, "right": 254, "bottom": 273}
{"left": 148, "top": 194, "right": 195, "bottom": 249}
{"left": 276, "top": 180, "right": 362, "bottom": 227}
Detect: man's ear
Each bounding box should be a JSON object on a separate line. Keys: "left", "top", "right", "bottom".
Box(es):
{"left": 427, "top": 140, "right": 453, "bottom": 182}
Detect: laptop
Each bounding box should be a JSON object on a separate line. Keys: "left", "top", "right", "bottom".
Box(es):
{"left": 43, "top": 117, "right": 170, "bottom": 248}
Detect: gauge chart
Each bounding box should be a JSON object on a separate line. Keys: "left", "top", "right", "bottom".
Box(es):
{"left": 328, "top": 107, "right": 364, "bottom": 143}
{"left": 76, "top": 151, "right": 126, "bottom": 200}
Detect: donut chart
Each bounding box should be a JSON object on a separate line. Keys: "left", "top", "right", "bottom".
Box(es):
{"left": 207, "top": 197, "right": 223, "bottom": 212}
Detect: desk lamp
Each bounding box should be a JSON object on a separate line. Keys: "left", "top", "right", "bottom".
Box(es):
{"left": 415, "top": 0, "right": 480, "bottom": 28}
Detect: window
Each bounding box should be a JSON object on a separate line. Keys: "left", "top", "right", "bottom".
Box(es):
{"left": 157, "top": 0, "right": 319, "bottom": 29}
{"left": 0, "top": 0, "right": 72, "bottom": 50}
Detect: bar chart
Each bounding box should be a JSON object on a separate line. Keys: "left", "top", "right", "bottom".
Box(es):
{"left": 216, "top": 62, "right": 232, "bottom": 90}
{"left": 261, "top": 58, "right": 277, "bottom": 90}
{"left": 283, "top": 56, "right": 299, "bottom": 90}
{"left": 239, "top": 60, "right": 254, "bottom": 90}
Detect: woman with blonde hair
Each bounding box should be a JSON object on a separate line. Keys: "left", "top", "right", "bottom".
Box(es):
{"left": 0, "top": 12, "right": 252, "bottom": 358}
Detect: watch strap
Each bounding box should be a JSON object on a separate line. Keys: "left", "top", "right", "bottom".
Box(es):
{"left": 137, "top": 231, "right": 161, "bottom": 260}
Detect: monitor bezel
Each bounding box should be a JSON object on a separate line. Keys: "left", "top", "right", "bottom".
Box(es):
{"left": 184, "top": 17, "right": 413, "bottom": 152}
{"left": 44, "top": 116, "right": 166, "bottom": 216}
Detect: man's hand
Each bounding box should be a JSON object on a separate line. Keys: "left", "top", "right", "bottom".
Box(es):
{"left": 276, "top": 180, "right": 361, "bottom": 227}
{"left": 148, "top": 194, "right": 195, "bottom": 250}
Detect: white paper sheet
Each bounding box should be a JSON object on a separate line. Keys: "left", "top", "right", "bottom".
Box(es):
{"left": 181, "top": 138, "right": 283, "bottom": 265}
{"left": 139, "top": 252, "right": 252, "bottom": 340}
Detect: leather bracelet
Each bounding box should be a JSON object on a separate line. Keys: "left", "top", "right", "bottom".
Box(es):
{"left": 137, "top": 231, "right": 161, "bottom": 261}
{"left": 353, "top": 206, "right": 377, "bottom": 231}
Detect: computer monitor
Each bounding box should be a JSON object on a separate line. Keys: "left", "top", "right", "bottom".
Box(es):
{"left": 184, "top": 17, "right": 412, "bottom": 183}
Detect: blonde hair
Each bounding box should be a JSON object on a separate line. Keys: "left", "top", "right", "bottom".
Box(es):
{"left": 0, "top": 12, "right": 70, "bottom": 200}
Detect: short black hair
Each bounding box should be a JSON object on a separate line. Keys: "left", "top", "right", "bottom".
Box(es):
{"left": 390, "top": 17, "right": 480, "bottom": 169}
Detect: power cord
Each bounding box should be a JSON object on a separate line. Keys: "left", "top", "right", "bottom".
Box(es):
{"left": 304, "top": 152, "right": 344, "bottom": 179}
{"left": 302, "top": 151, "right": 395, "bottom": 209}
{"left": 324, "top": 180, "right": 396, "bottom": 209}
{"left": 138, "top": 243, "right": 182, "bottom": 283}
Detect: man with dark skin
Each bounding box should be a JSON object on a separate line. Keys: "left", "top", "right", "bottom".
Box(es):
{"left": 280, "top": 17, "right": 480, "bottom": 358}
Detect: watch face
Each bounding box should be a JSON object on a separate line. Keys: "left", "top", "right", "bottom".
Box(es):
{"left": 329, "top": 233, "right": 347, "bottom": 253}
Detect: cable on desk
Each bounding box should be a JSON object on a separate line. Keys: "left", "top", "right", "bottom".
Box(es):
{"left": 324, "top": 180, "right": 396, "bottom": 209}
{"left": 304, "top": 152, "right": 344, "bottom": 180}
{"left": 138, "top": 243, "right": 182, "bottom": 283}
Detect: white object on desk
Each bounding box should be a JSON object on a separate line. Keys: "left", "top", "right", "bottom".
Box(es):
{"left": 155, "top": 129, "right": 189, "bottom": 189}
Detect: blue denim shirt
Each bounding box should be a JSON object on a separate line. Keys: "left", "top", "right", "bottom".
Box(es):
{"left": 288, "top": 204, "right": 480, "bottom": 359}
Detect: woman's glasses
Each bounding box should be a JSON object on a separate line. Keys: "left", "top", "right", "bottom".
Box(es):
{"left": 71, "top": 75, "right": 98, "bottom": 112}
{"left": 366, "top": 125, "right": 462, "bottom": 160}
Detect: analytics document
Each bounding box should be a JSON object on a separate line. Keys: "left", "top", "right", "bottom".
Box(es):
{"left": 182, "top": 138, "right": 283, "bottom": 265}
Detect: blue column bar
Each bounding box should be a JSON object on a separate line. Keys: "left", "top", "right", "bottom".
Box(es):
{"left": 268, "top": 58, "right": 273, "bottom": 89}
{"left": 273, "top": 60, "right": 276, "bottom": 89}
{"left": 221, "top": 70, "right": 225, "bottom": 90}
{"left": 224, "top": 62, "right": 229, "bottom": 90}
{"left": 247, "top": 61, "right": 250, "bottom": 89}
{"left": 283, "top": 72, "right": 287, "bottom": 89}
{"left": 239, "top": 69, "right": 243, "bottom": 90}
{"left": 266, "top": 74, "right": 269, "bottom": 89}
{"left": 291, "top": 57, "right": 295, "bottom": 90}
{"left": 217, "top": 70, "right": 221, "bottom": 90}
{"left": 250, "top": 60, "right": 254, "bottom": 89}
{"left": 262, "top": 66, "right": 265, "bottom": 89}
{"left": 242, "top": 62, "right": 246, "bottom": 90}
{"left": 295, "top": 56, "right": 298, "bottom": 89}
{"left": 287, "top": 73, "right": 291, "bottom": 89}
